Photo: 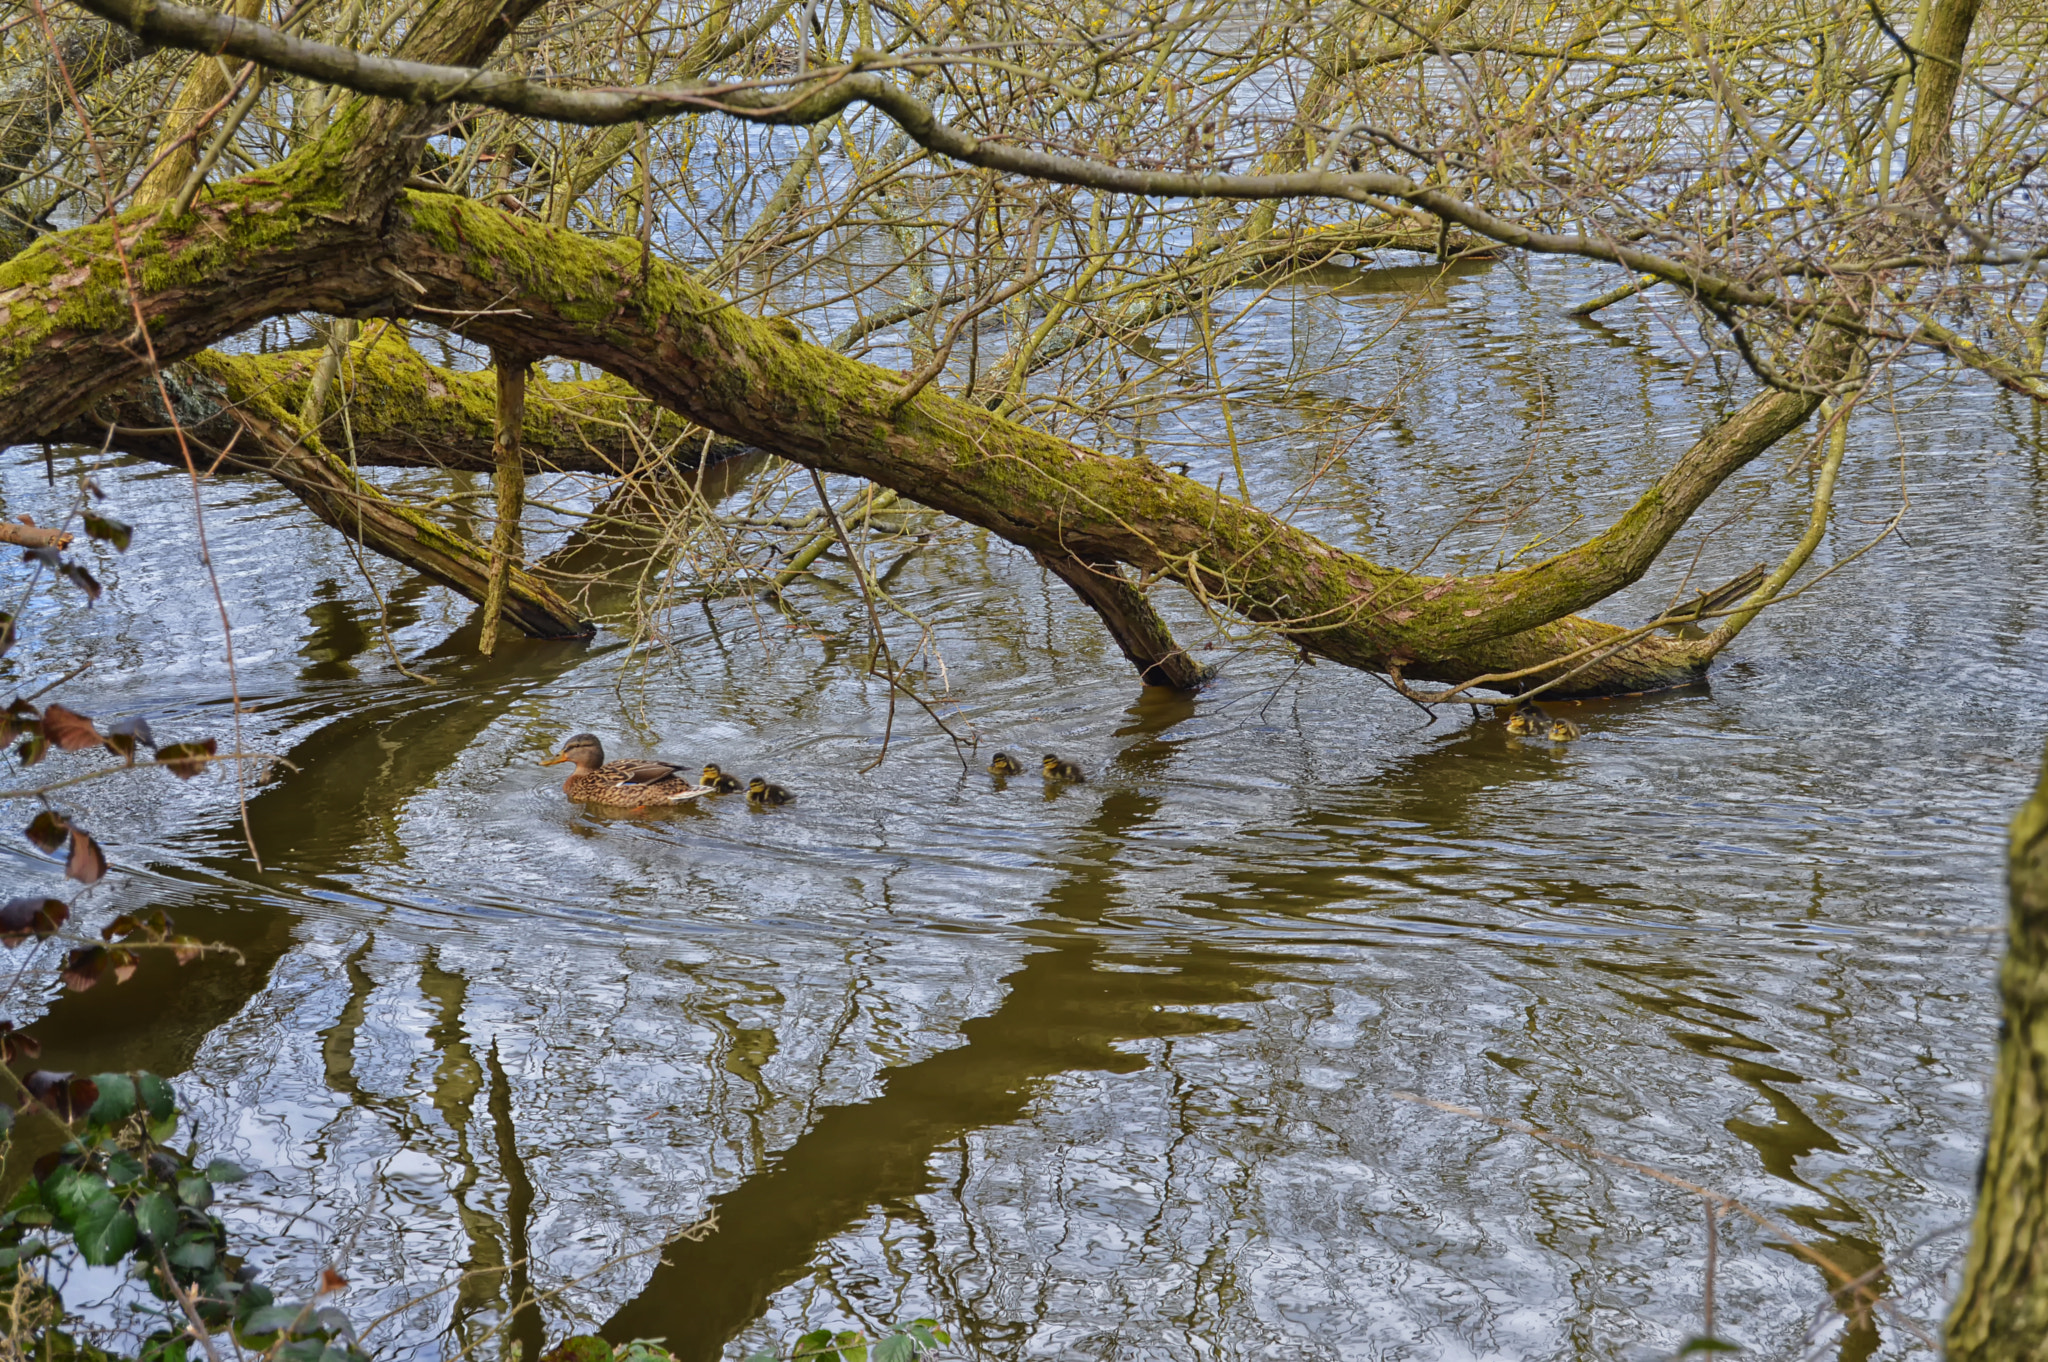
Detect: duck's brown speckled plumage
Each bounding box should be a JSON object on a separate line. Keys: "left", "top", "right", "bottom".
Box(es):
{"left": 542, "top": 734, "right": 712, "bottom": 807}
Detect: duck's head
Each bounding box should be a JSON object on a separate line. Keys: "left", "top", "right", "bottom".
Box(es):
{"left": 703, "top": 763, "right": 725, "bottom": 781}
{"left": 543, "top": 733, "right": 604, "bottom": 770}
{"left": 747, "top": 776, "right": 767, "bottom": 796}
{"left": 989, "top": 752, "right": 1020, "bottom": 774}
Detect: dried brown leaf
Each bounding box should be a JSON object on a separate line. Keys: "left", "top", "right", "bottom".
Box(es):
{"left": 40, "top": 703, "right": 100, "bottom": 752}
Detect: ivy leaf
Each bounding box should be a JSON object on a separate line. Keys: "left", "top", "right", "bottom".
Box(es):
{"left": 137, "top": 1071, "right": 175, "bottom": 1123}
{"left": 67, "top": 827, "right": 107, "bottom": 885}
{"left": 86, "top": 1072, "right": 137, "bottom": 1127}
{"left": 0, "top": 896, "right": 67, "bottom": 945}
{"left": 39, "top": 704, "right": 100, "bottom": 752}
{"left": 157, "top": 739, "right": 218, "bottom": 780}
{"left": 135, "top": 1190, "right": 178, "bottom": 1241}
{"left": 45, "top": 1166, "right": 115, "bottom": 1224}
{"left": 168, "top": 1239, "right": 216, "bottom": 1270}
{"left": 74, "top": 1205, "right": 137, "bottom": 1266}
{"left": 239, "top": 1305, "right": 307, "bottom": 1337}
{"left": 81, "top": 511, "right": 132, "bottom": 553}
{"left": 24, "top": 810, "right": 68, "bottom": 851}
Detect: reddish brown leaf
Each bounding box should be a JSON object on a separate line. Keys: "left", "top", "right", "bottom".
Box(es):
{"left": 157, "top": 739, "right": 217, "bottom": 780}
{"left": 60, "top": 562, "right": 101, "bottom": 603}
{"left": 23, "top": 1070, "right": 97, "bottom": 1120}
{"left": 101, "top": 912, "right": 138, "bottom": 942}
{"left": 0, "top": 896, "right": 67, "bottom": 946}
{"left": 16, "top": 730, "right": 47, "bottom": 767}
{"left": 24, "top": 809, "right": 68, "bottom": 851}
{"left": 0, "top": 1022, "right": 40, "bottom": 1064}
{"left": 103, "top": 717, "right": 155, "bottom": 765}
{"left": 109, "top": 947, "right": 138, "bottom": 985}
{"left": 319, "top": 1269, "right": 348, "bottom": 1295}
{"left": 171, "top": 935, "right": 204, "bottom": 966}
{"left": 39, "top": 704, "right": 99, "bottom": 752}
{"left": 0, "top": 699, "right": 38, "bottom": 744}
{"left": 66, "top": 827, "right": 106, "bottom": 885}
{"left": 59, "top": 946, "right": 105, "bottom": 992}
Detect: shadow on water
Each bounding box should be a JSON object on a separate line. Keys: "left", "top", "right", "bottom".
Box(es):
{"left": 600, "top": 694, "right": 1888, "bottom": 1362}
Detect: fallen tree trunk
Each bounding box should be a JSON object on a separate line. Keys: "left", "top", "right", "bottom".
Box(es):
{"left": 51, "top": 325, "right": 754, "bottom": 475}
{"left": 370, "top": 190, "right": 1844, "bottom": 695}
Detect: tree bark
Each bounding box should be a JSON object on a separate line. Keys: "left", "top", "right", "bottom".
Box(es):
{"left": 1033, "top": 552, "right": 1211, "bottom": 691}
{"left": 478, "top": 351, "right": 527, "bottom": 654}
{"left": 1948, "top": 739, "right": 2048, "bottom": 1356}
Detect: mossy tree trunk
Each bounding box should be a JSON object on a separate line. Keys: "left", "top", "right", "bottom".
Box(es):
{"left": 1949, "top": 739, "right": 2048, "bottom": 1355}
{"left": 478, "top": 350, "right": 528, "bottom": 655}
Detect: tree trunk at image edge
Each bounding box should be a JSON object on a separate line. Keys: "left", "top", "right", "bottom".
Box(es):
{"left": 1949, "top": 739, "right": 2048, "bottom": 1355}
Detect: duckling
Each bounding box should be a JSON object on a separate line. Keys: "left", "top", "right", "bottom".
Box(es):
{"left": 700, "top": 763, "right": 743, "bottom": 793}
{"left": 988, "top": 752, "right": 1023, "bottom": 776}
{"left": 1505, "top": 704, "right": 1546, "bottom": 736}
{"left": 1547, "top": 718, "right": 1584, "bottom": 743}
{"left": 1041, "top": 753, "right": 1085, "bottom": 783}
{"left": 747, "top": 776, "right": 795, "bottom": 806}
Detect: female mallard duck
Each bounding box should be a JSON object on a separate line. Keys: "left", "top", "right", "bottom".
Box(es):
{"left": 1505, "top": 704, "right": 1546, "bottom": 736}
{"left": 1547, "top": 717, "right": 1584, "bottom": 743}
{"left": 542, "top": 733, "right": 712, "bottom": 807}
{"left": 988, "top": 752, "right": 1023, "bottom": 776}
{"left": 747, "top": 776, "right": 795, "bottom": 806}
{"left": 701, "top": 763, "right": 743, "bottom": 793}
{"left": 1041, "top": 754, "right": 1085, "bottom": 782}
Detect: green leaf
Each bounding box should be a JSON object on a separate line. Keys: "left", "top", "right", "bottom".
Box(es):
{"left": 175, "top": 1176, "right": 213, "bottom": 1210}
{"left": 0, "top": 1104, "right": 12, "bottom": 1137}
{"left": 86, "top": 1073, "right": 137, "bottom": 1127}
{"left": 240, "top": 1305, "right": 306, "bottom": 1337}
{"left": 794, "top": 1330, "right": 835, "bottom": 1358}
{"left": 73, "top": 1204, "right": 136, "bottom": 1265}
{"left": 82, "top": 511, "right": 132, "bottom": 553}
{"left": 743, "top": 1355, "right": 778, "bottom": 1362}
{"left": 135, "top": 1190, "right": 178, "bottom": 1241}
{"left": 905, "top": 1325, "right": 938, "bottom": 1349}
{"left": 46, "top": 1167, "right": 115, "bottom": 1224}
{"left": 138, "top": 1073, "right": 175, "bottom": 1123}
{"left": 167, "top": 1239, "right": 216, "bottom": 1270}
{"left": 104, "top": 1151, "right": 144, "bottom": 1186}
{"left": 870, "top": 1336, "right": 913, "bottom": 1362}
{"left": 204, "top": 1159, "right": 247, "bottom": 1184}
{"left": 1677, "top": 1340, "right": 1742, "bottom": 1356}
{"left": 834, "top": 1331, "right": 867, "bottom": 1362}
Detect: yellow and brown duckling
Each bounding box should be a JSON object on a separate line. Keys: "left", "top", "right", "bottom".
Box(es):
{"left": 988, "top": 752, "right": 1023, "bottom": 777}
{"left": 542, "top": 733, "right": 712, "bottom": 807}
{"left": 1546, "top": 717, "right": 1584, "bottom": 743}
{"left": 700, "top": 763, "right": 743, "bottom": 793}
{"left": 1041, "top": 753, "right": 1085, "bottom": 783}
{"left": 1504, "top": 704, "right": 1546, "bottom": 736}
{"left": 747, "top": 776, "right": 795, "bottom": 806}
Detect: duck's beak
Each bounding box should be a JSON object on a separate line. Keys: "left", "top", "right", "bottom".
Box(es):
{"left": 541, "top": 752, "right": 570, "bottom": 766}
